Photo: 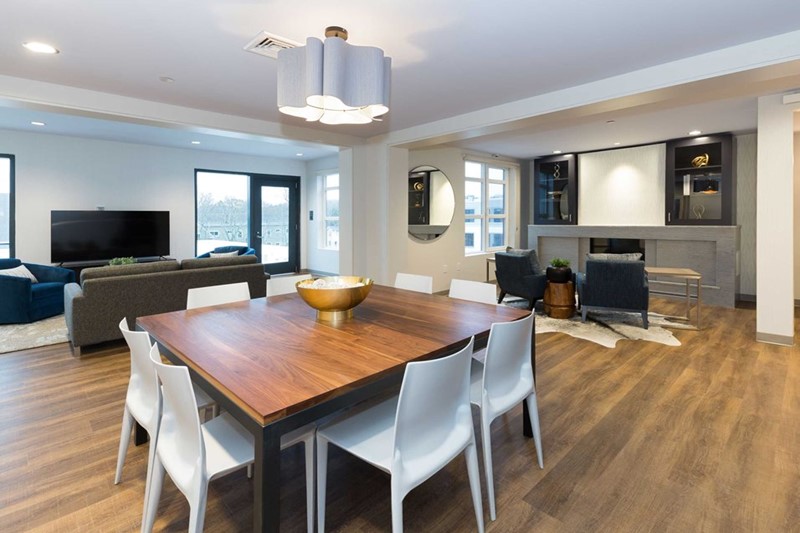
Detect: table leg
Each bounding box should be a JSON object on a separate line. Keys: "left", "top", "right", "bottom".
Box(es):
{"left": 696, "top": 278, "right": 702, "bottom": 329}
{"left": 685, "top": 278, "right": 690, "bottom": 320}
{"left": 523, "top": 316, "right": 536, "bottom": 438}
{"left": 254, "top": 425, "right": 282, "bottom": 532}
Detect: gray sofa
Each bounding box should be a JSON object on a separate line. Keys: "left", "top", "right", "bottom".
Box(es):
{"left": 64, "top": 255, "right": 268, "bottom": 354}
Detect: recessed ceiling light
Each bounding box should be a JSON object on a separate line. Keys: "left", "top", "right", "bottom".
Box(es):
{"left": 553, "top": 150, "right": 562, "bottom": 154}
{"left": 688, "top": 130, "right": 702, "bottom": 136}
{"left": 30, "top": 121, "right": 46, "bottom": 126}
{"left": 613, "top": 142, "right": 621, "bottom": 146}
{"left": 159, "top": 76, "right": 175, "bottom": 83}
{"left": 296, "top": 152, "right": 304, "bottom": 157}
{"left": 191, "top": 141, "right": 201, "bottom": 145}
{"left": 22, "top": 41, "right": 59, "bottom": 54}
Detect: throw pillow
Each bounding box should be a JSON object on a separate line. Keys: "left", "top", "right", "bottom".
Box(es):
{"left": 0, "top": 264, "right": 38, "bottom": 283}
{"left": 209, "top": 250, "right": 239, "bottom": 258}
{"left": 586, "top": 252, "right": 643, "bottom": 261}
{"left": 505, "top": 246, "right": 542, "bottom": 274}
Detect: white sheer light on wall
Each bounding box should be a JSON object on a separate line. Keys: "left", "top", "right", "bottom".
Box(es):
{"left": 277, "top": 26, "right": 391, "bottom": 125}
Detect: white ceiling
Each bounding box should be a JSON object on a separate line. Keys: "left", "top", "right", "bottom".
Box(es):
{"left": 2, "top": 0, "right": 800, "bottom": 159}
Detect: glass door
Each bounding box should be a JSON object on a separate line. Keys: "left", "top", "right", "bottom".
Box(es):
{"left": 250, "top": 175, "right": 300, "bottom": 275}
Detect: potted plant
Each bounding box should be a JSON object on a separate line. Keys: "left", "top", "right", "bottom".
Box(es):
{"left": 108, "top": 256, "right": 136, "bottom": 266}
{"left": 546, "top": 257, "right": 572, "bottom": 283}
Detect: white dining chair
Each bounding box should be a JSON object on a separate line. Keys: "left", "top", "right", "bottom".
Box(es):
{"left": 186, "top": 281, "right": 251, "bottom": 309}
{"left": 114, "top": 318, "right": 216, "bottom": 487}
{"left": 267, "top": 273, "right": 312, "bottom": 296}
{"left": 449, "top": 279, "right": 497, "bottom": 305}
{"left": 316, "top": 337, "right": 484, "bottom": 533}
{"left": 143, "top": 343, "right": 317, "bottom": 533}
{"left": 469, "top": 312, "right": 542, "bottom": 521}
{"left": 394, "top": 272, "right": 433, "bottom": 294}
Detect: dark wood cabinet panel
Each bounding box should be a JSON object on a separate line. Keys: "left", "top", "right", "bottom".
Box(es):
{"left": 665, "top": 133, "right": 734, "bottom": 226}
{"left": 533, "top": 154, "right": 577, "bottom": 225}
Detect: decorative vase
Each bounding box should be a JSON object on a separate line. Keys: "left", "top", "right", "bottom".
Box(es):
{"left": 546, "top": 266, "right": 572, "bottom": 283}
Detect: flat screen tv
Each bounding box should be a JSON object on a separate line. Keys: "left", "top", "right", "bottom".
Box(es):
{"left": 51, "top": 210, "right": 170, "bottom": 263}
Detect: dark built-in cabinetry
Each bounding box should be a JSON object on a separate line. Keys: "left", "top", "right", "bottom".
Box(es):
{"left": 665, "top": 133, "right": 734, "bottom": 226}
{"left": 533, "top": 154, "right": 577, "bottom": 225}
{"left": 408, "top": 169, "right": 430, "bottom": 225}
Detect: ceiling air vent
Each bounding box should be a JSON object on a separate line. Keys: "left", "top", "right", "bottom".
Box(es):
{"left": 243, "top": 31, "right": 302, "bottom": 59}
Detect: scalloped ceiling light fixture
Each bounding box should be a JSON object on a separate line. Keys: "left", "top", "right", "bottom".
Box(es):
{"left": 277, "top": 26, "right": 391, "bottom": 125}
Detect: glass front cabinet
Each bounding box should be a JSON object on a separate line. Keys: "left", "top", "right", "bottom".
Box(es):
{"left": 665, "top": 133, "right": 734, "bottom": 225}
{"left": 533, "top": 154, "right": 577, "bottom": 225}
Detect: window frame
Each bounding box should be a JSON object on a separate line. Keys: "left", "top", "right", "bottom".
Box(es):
{"left": 464, "top": 159, "right": 510, "bottom": 255}
{"left": 320, "top": 170, "right": 340, "bottom": 251}
{"left": 0, "top": 154, "right": 14, "bottom": 259}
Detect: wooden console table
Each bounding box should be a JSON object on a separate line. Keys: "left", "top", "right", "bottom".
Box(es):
{"left": 543, "top": 280, "right": 575, "bottom": 319}
{"left": 645, "top": 267, "right": 702, "bottom": 329}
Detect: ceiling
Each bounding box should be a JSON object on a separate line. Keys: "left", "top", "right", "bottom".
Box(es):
{"left": 2, "top": 0, "right": 800, "bottom": 159}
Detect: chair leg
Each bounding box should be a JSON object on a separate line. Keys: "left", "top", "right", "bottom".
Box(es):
{"left": 114, "top": 406, "right": 134, "bottom": 484}
{"left": 525, "top": 393, "right": 544, "bottom": 469}
{"left": 141, "top": 428, "right": 158, "bottom": 528}
{"left": 642, "top": 311, "right": 649, "bottom": 329}
{"left": 247, "top": 464, "right": 253, "bottom": 479}
{"left": 142, "top": 456, "right": 165, "bottom": 533}
{"left": 304, "top": 436, "right": 315, "bottom": 533}
{"left": 479, "top": 413, "right": 496, "bottom": 521}
{"left": 316, "top": 436, "right": 329, "bottom": 533}
{"left": 581, "top": 308, "right": 588, "bottom": 322}
{"left": 390, "top": 477, "right": 404, "bottom": 533}
{"left": 465, "top": 439, "right": 485, "bottom": 533}
{"left": 188, "top": 484, "right": 209, "bottom": 533}
{"left": 497, "top": 290, "right": 506, "bottom": 304}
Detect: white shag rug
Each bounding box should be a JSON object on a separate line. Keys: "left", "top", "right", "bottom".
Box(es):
{"left": 504, "top": 299, "right": 689, "bottom": 348}
{"left": 0, "top": 314, "right": 69, "bottom": 354}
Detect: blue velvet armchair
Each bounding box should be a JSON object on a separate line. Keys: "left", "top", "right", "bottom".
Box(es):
{"left": 577, "top": 259, "right": 649, "bottom": 328}
{"left": 196, "top": 245, "right": 256, "bottom": 258}
{"left": 494, "top": 251, "right": 547, "bottom": 310}
{"left": 0, "top": 259, "right": 76, "bottom": 324}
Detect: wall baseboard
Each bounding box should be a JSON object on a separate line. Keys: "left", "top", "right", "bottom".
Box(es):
{"left": 756, "top": 332, "right": 794, "bottom": 346}
{"left": 736, "top": 293, "right": 756, "bottom": 303}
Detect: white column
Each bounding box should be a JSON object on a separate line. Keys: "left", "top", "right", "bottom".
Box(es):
{"left": 756, "top": 94, "right": 797, "bottom": 345}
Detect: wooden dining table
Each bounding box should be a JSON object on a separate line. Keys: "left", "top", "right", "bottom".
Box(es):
{"left": 137, "top": 283, "right": 533, "bottom": 532}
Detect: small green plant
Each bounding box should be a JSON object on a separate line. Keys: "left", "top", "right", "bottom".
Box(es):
{"left": 108, "top": 256, "right": 135, "bottom": 266}
{"left": 550, "top": 257, "right": 570, "bottom": 268}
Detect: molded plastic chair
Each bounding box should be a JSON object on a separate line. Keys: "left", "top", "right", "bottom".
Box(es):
{"left": 267, "top": 273, "right": 312, "bottom": 296}
{"left": 114, "top": 319, "right": 216, "bottom": 488}
{"left": 449, "top": 279, "right": 497, "bottom": 305}
{"left": 186, "top": 281, "right": 251, "bottom": 310}
{"left": 317, "top": 337, "right": 484, "bottom": 533}
{"left": 469, "top": 313, "right": 542, "bottom": 521}
{"left": 394, "top": 272, "right": 433, "bottom": 294}
{"left": 143, "top": 343, "right": 316, "bottom": 533}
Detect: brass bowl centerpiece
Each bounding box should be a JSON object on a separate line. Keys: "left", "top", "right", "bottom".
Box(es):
{"left": 296, "top": 276, "right": 373, "bottom": 321}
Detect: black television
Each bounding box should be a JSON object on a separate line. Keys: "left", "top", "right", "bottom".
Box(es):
{"left": 51, "top": 210, "right": 170, "bottom": 263}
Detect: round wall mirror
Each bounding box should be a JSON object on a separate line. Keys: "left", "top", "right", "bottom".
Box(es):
{"left": 408, "top": 165, "right": 455, "bottom": 242}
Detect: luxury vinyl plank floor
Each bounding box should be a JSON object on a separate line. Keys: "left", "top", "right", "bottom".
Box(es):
{"left": 1, "top": 299, "right": 798, "bottom": 532}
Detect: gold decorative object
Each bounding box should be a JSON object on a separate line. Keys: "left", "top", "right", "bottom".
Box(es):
{"left": 691, "top": 153, "right": 709, "bottom": 167}
{"left": 413, "top": 182, "right": 424, "bottom": 191}
{"left": 296, "top": 276, "right": 373, "bottom": 321}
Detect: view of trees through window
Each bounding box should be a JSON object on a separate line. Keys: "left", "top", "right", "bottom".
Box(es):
{"left": 323, "top": 172, "right": 339, "bottom": 250}
{"left": 0, "top": 156, "right": 11, "bottom": 259}
{"left": 196, "top": 172, "right": 249, "bottom": 256}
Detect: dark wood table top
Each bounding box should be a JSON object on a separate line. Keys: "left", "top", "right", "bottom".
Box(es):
{"left": 138, "top": 284, "right": 530, "bottom": 426}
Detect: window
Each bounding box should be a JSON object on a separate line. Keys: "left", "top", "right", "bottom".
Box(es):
{"left": 464, "top": 160, "right": 508, "bottom": 254}
{"left": 0, "top": 155, "right": 13, "bottom": 259}
{"left": 195, "top": 171, "right": 249, "bottom": 256}
{"left": 321, "top": 172, "right": 339, "bottom": 250}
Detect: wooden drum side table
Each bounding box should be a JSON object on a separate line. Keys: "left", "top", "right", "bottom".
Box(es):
{"left": 543, "top": 280, "right": 575, "bottom": 319}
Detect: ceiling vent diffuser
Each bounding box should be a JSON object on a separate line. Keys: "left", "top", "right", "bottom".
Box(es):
{"left": 243, "top": 31, "right": 302, "bottom": 59}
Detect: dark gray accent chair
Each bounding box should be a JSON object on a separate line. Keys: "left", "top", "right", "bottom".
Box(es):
{"left": 577, "top": 259, "right": 650, "bottom": 328}
{"left": 494, "top": 252, "right": 547, "bottom": 310}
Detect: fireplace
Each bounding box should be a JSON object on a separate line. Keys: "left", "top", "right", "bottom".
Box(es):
{"left": 590, "top": 238, "right": 645, "bottom": 260}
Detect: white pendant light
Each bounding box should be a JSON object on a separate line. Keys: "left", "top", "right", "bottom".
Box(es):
{"left": 277, "top": 26, "right": 391, "bottom": 125}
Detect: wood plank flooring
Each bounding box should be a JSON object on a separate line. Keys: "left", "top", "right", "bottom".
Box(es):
{"left": 1, "top": 299, "right": 798, "bottom": 532}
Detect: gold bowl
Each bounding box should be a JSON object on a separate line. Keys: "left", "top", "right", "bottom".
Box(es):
{"left": 296, "top": 276, "right": 374, "bottom": 321}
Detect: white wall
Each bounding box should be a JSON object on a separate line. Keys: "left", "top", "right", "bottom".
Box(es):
{"left": 305, "top": 154, "right": 339, "bottom": 274}
{"left": 794, "top": 131, "right": 800, "bottom": 301}
{"left": 2, "top": 129, "right": 307, "bottom": 264}
{"left": 578, "top": 144, "right": 666, "bottom": 226}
